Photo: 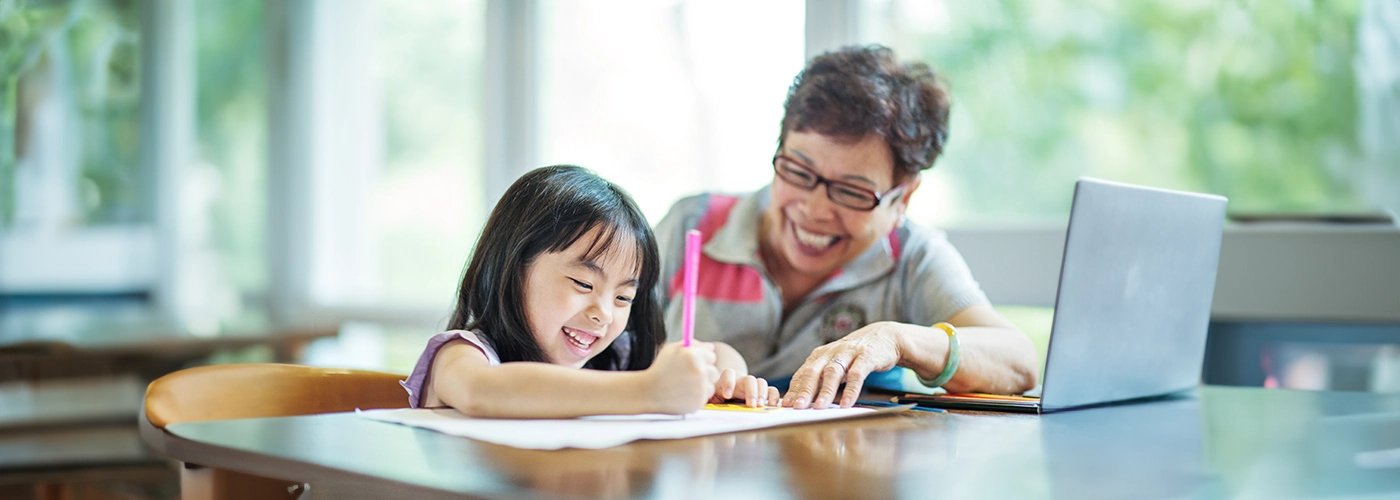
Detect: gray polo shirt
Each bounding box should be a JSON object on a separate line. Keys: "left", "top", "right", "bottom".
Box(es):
{"left": 655, "top": 186, "right": 989, "bottom": 379}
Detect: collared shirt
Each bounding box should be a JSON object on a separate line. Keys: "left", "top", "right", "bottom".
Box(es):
{"left": 655, "top": 186, "right": 989, "bottom": 379}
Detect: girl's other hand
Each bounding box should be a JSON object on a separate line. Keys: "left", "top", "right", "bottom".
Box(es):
{"left": 646, "top": 342, "right": 720, "bottom": 414}
{"left": 711, "top": 370, "right": 781, "bottom": 408}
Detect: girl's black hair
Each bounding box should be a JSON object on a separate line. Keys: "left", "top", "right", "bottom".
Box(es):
{"left": 446, "top": 165, "right": 665, "bottom": 371}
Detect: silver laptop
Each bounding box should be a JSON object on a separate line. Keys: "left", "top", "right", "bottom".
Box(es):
{"left": 897, "top": 178, "right": 1227, "bottom": 413}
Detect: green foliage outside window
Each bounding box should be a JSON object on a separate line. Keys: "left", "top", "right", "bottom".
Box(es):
{"left": 879, "top": 0, "right": 1378, "bottom": 224}
{"left": 196, "top": 0, "right": 267, "bottom": 296}
{"left": 0, "top": 0, "right": 140, "bottom": 225}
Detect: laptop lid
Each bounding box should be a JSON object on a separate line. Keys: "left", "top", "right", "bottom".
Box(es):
{"left": 1039, "top": 178, "right": 1227, "bottom": 411}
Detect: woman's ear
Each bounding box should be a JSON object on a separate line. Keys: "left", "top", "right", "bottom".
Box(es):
{"left": 897, "top": 174, "right": 922, "bottom": 209}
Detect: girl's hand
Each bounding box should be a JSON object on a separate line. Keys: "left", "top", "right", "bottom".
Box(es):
{"left": 710, "top": 369, "right": 781, "bottom": 408}
{"left": 645, "top": 342, "right": 720, "bottom": 414}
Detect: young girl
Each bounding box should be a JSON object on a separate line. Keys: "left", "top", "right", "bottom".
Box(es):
{"left": 403, "top": 166, "right": 778, "bottom": 418}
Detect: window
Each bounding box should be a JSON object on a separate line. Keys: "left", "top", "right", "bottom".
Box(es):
{"left": 536, "top": 0, "right": 805, "bottom": 222}
{"left": 197, "top": 0, "right": 268, "bottom": 308}
{"left": 369, "top": 0, "right": 487, "bottom": 306}
{"left": 854, "top": 1, "right": 1400, "bottom": 391}
{"left": 1, "top": 0, "right": 143, "bottom": 228}
{"left": 290, "top": 0, "right": 488, "bottom": 310}
{"left": 1, "top": 0, "right": 149, "bottom": 297}
{"left": 859, "top": 0, "right": 1393, "bottom": 227}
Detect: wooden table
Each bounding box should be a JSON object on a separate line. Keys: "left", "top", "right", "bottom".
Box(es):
{"left": 145, "top": 386, "right": 1400, "bottom": 499}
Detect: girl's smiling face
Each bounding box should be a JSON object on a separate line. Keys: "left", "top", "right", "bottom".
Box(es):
{"left": 523, "top": 227, "right": 640, "bottom": 368}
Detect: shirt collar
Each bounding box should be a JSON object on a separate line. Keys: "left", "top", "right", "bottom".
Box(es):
{"left": 703, "top": 187, "right": 767, "bottom": 267}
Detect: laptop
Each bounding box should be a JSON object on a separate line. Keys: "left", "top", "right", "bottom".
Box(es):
{"left": 894, "top": 177, "right": 1227, "bottom": 413}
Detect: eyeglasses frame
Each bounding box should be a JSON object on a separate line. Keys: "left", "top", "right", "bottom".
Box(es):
{"left": 771, "top": 154, "right": 912, "bottom": 212}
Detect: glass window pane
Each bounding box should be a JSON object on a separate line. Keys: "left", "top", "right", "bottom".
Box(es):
{"left": 862, "top": 0, "right": 1389, "bottom": 226}
{"left": 370, "top": 0, "right": 486, "bottom": 305}
{"left": 197, "top": 0, "right": 267, "bottom": 299}
{"left": 2, "top": 0, "right": 142, "bottom": 226}
{"left": 537, "top": 0, "right": 805, "bottom": 222}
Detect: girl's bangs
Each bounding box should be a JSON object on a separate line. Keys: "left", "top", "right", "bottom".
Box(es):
{"left": 551, "top": 217, "right": 648, "bottom": 280}
{"left": 578, "top": 220, "right": 648, "bottom": 279}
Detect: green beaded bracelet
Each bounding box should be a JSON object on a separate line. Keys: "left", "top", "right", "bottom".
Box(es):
{"left": 916, "top": 322, "right": 961, "bottom": 388}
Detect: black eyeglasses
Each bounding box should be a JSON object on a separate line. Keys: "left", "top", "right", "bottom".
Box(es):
{"left": 772, "top": 155, "right": 909, "bottom": 211}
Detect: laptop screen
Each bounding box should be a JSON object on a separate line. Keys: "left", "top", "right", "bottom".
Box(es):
{"left": 1039, "top": 178, "right": 1226, "bottom": 411}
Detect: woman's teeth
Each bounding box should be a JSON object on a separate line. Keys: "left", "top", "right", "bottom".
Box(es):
{"left": 795, "top": 225, "right": 837, "bottom": 249}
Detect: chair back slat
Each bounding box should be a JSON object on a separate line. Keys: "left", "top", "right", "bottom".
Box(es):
{"left": 145, "top": 363, "right": 409, "bottom": 428}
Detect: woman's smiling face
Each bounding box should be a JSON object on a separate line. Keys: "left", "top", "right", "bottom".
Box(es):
{"left": 762, "top": 130, "right": 916, "bottom": 280}
{"left": 523, "top": 226, "right": 639, "bottom": 368}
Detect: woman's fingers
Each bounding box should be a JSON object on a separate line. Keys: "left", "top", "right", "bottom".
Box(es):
{"left": 812, "top": 356, "right": 850, "bottom": 409}
{"left": 839, "top": 356, "right": 874, "bottom": 408}
{"left": 782, "top": 353, "right": 830, "bottom": 408}
{"left": 783, "top": 343, "right": 863, "bottom": 408}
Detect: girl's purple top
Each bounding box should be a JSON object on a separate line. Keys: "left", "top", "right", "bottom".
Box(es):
{"left": 400, "top": 330, "right": 501, "bottom": 408}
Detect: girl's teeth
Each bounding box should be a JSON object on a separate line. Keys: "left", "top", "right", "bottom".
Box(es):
{"left": 565, "top": 328, "right": 595, "bottom": 348}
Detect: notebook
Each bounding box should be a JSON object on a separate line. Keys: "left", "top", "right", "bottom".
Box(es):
{"left": 897, "top": 178, "right": 1227, "bottom": 413}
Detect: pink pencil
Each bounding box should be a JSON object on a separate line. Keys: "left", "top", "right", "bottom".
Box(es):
{"left": 682, "top": 229, "right": 701, "bottom": 347}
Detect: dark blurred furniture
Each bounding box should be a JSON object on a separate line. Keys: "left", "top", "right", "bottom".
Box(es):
{"left": 142, "top": 363, "right": 409, "bottom": 500}
{"left": 0, "top": 304, "right": 340, "bottom": 499}
{"left": 1205, "top": 320, "right": 1400, "bottom": 388}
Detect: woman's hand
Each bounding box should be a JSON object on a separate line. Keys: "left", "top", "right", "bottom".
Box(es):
{"left": 644, "top": 342, "right": 720, "bottom": 414}
{"left": 782, "top": 322, "right": 902, "bottom": 409}
{"left": 711, "top": 369, "right": 781, "bottom": 407}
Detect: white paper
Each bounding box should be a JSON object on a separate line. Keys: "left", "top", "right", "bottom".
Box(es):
{"left": 357, "top": 406, "right": 880, "bottom": 450}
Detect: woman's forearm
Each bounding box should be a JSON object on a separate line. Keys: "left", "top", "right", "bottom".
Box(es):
{"left": 896, "top": 322, "right": 1038, "bottom": 395}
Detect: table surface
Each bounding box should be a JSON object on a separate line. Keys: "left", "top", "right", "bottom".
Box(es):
{"left": 153, "top": 386, "right": 1400, "bottom": 499}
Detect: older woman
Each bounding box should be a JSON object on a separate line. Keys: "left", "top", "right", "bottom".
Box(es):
{"left": 655, "top": 45, "right": 1038, "bottom": 409}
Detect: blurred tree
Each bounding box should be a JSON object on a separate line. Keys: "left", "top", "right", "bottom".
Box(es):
{"left": 877, "top": 0, "right": 1375, "bottom": 224}
{"left": 1, "top": 1, "right": 68, "bottom": 224}
{"left": 195, "top": 0, "right": 267, "bottom": 297}
{"left": 0, "top": 0, "right": 140, "bottom": 225}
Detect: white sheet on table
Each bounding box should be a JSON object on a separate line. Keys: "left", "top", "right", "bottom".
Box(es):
{"left": 356, "top": 406, "right": 881, "bottom": 450}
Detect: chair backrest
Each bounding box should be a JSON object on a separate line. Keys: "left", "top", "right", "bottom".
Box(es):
{"left": 145, "top": 363, "right": 410, "bottom": 428}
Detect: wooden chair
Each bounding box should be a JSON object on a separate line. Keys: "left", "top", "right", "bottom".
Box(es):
{"left": 142, "top": 363, "right": 410, "bottom": 500}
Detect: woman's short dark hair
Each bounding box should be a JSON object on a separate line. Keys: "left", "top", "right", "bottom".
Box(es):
{"left": 779, "top": 44, "right": 951, "bottom": 184}
{"left": 447, "top": 165, "right": 665, "bottom": 371}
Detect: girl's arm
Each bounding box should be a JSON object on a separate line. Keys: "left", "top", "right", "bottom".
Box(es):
{"left": 424, "top": 340, "right": 720, "bottom": 418}
{"left": 714, "top": 342, "right": 747, "bottom": 375}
